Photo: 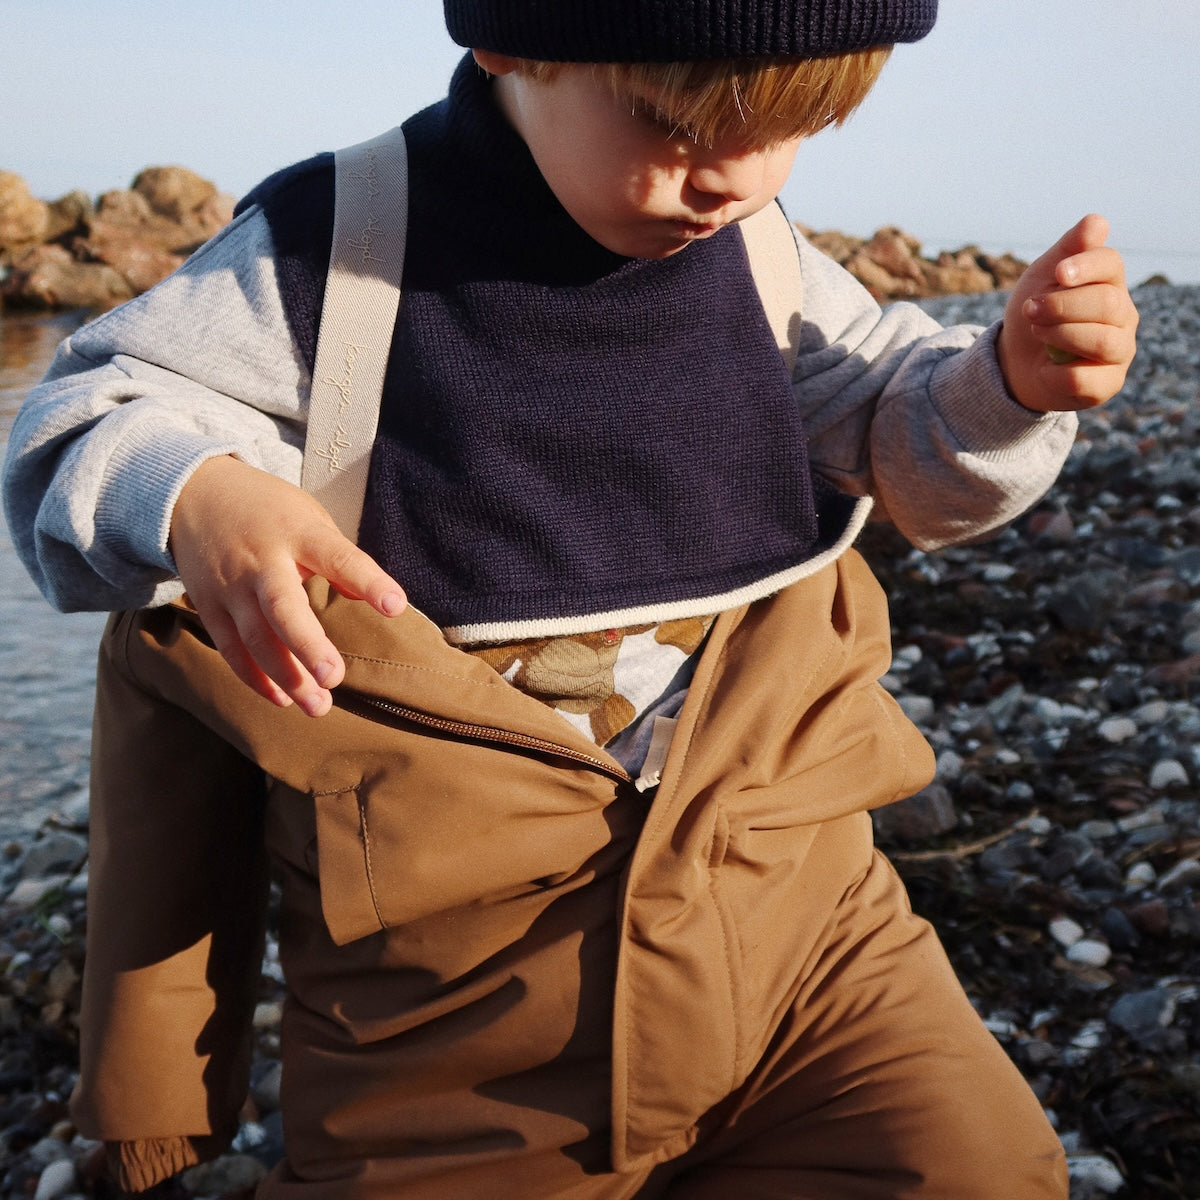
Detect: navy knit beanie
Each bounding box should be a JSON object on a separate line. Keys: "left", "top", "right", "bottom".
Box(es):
{"left": 444, "top": 0, "right": 937, "bottom": 62}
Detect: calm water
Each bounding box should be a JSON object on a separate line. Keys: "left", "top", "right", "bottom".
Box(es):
{"left": 0, "top": 310, "right": 106, "bottom": 838}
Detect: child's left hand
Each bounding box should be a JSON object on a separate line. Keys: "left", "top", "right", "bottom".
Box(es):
{"left": 998, "top": 214, "right": 1138, "bottom": 413}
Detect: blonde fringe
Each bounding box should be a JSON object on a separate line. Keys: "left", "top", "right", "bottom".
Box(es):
{"left": 519, "top": 49, "right": 892, "bottom": 147}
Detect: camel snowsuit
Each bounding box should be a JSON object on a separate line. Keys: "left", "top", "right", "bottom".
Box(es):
{"left": 78, "top": 561, "right": 1068, "bottom": 1198}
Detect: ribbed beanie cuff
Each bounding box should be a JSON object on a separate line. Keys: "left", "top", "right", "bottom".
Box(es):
{"left": 444, "top": 0, "right": 937, "bottom": 62}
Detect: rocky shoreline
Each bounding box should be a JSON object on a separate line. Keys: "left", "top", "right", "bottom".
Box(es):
{"left": 0, "top": 169, "right": 234, "bottom": 313}
{"left": 1, "top": 170, "right": 1198, "bottom": 1198}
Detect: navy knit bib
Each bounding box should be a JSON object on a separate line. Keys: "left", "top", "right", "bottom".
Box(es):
{"left": 243, "top": 57, "right": 855, "bottom": 640}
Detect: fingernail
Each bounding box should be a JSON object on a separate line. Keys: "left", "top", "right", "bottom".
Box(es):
{"left": 1060, "top": 261, "right": 1079, "bottom": 285}
{"left": 312, "top": 659, "right": 336, "bottom": 687}
{"left": 381, "top": 591, "right": 405, "bottom": 616}
{"left": 1024, "top": 298, "right": 1042, "bottom": 320}
{"left": 301, "top": 691, "right": 331, "bottom": 718}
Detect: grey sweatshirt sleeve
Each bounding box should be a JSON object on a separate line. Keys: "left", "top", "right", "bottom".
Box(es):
{"left": 2, "top": 206, "right": 309, "bottom": 612}
{"left": 791, "top": 229, "right": 1078, "bottom": 549}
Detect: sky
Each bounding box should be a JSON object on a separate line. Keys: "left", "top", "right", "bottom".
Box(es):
{"left": 4, "top": 1, "right": 1199, "bottom": 285}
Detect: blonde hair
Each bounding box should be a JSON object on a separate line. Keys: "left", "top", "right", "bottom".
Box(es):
{"left": 518, "top": 49, "right": 892, "bottom": 147}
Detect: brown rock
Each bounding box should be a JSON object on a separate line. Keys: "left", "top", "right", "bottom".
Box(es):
{"left": 804, "top": 227, "right": 863, "bottom": 266}
{"left": 0, "top": 171, "right": 50, "bottom": 250}
{"left": 71, "top": 187, "right": 200, "bottom": 294}
{"left": 133, "top": 165, "right": 234, "bottom": 243}
{"left": 1146, "top": 652, "right": 1200, "bottom": 688}
{"left": 923, "top": 247, "right": 995, "bottom": 295}
{"left": 133, "top": 164, "right": 216, "bottom": 222}
{"left": 1125, "top": 576, "right": 1187, "bottom": 607}
{"left": 872, "top": 783, "right": 959, "bottom": 844}
{"left": 1027, "top": 509, "right": 1075, "bottom": 543}
{"left": 93, "top": 187, "right": 164, "bottom": 239}
{"left": 802, "top": 224, "right": 1029, "bottom": 300}
{"left": 0, "top": 166, "right": 235, "bottom": 309}
{"left": 1127, "top": 899, "right": 1170, "bottom": 939}
{"left": 76, "top": 218, "right": 186, "bottom": 294}
{"left": 42, "top": 189, "right": 94, "bottom": 243}
{"left": 195, "top": 187, "right": 236, "bottom": 233}
{"left": 85, "top": 176, "right": 231, "bottom": 269}
{"left": 73, "top": 190, "right": 187, "bottom": 292}
{"left": 844, "top": 249, "right": 917, "bottom": 299}
{"left": 863, "top": 226, "right": 926, "bottom": 285}
{"left": 979, "top": 251, "right": 1027, "bottom": 291}
{"left": 3, "top": 243, "right": 135, "bottom": 311}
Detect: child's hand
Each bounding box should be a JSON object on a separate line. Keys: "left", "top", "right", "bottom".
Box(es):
{"left": 998, "top": 214, "right": 1138, "bottom": 413}
{"left": 169, "top": 456, "right": 406, "bottom": 716}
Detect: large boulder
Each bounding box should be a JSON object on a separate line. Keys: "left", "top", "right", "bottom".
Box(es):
{"left": 845, "top": 248, "right": 920, "bottom": 298}
{"left": 923, "top": 246, "right": 997, "bottom": 295}
{"left": 42, "top": 189, "right": 94, "bottom": 244}
{"left": 801, "top": 226, "right": 863, "bottom": 265}
{"left": 67, "top": 170, "right": 235, "bottom": 296}
{"left": 132, "top": 165, "right": 235, "bottom": 244}
{"left": 978, "top": 250, "right": 1027, "bottom": 292}
{"left": 75, "top": 218, "right": 189, "bottom": 295}
{"left": 2, "top": 243, "right": 135, "bottom": 311}
{"left": 75, "top": 189, "right": 193, "bottom": 293}
{"left": 0, "top": 172, "right": 50, "bottom": 250}
{"left": 863, "top": 226, "right": 926, "bottom": 287}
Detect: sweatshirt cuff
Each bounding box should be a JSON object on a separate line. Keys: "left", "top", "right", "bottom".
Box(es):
{"left": 930, "top": 322, "right": 1078, "bottom": 461}
{"left": 94, "top": 420, "right": 242, "bottom": 573}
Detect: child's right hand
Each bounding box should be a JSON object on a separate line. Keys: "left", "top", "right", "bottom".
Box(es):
{"left": 169, "top": 456, "right": 407, "bottom": 716}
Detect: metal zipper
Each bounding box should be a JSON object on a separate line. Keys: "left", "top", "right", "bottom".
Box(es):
{"left": 167, "top": 602, "right": 633, "bottom": 783}
{"left": 339, "top": 690, "right": 632, "bottom": 782}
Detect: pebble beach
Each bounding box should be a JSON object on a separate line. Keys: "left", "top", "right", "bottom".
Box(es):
{"left": 1, "top": 281, "right": 1198, "bottom": 1199}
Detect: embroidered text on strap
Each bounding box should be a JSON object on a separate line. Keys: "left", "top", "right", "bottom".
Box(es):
{"left": 302, "top": 128, "right": 409, "bottom": 539}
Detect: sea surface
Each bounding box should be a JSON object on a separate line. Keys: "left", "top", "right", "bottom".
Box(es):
{"left": 0, "top": 310, "right": 104, "bottom": 839}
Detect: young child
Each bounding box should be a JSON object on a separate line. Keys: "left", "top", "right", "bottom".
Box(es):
{"left": 4, "top": 2, "right": 1138, "bottom": 1197}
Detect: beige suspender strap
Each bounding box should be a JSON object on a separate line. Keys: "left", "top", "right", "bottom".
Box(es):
{"left": 740, "top": 200, "right": 804, "bottom": 376}
{"left": 302, "top": 127, "right": 409, "bottom": 540}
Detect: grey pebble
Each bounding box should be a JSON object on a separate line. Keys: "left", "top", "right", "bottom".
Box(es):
{"left": 33, "top": 1160, "right": 77, "bottom": 1200}
{"left": 1148, "top": 759, "right": 1189, "bottom": 790}
{"left": 1066, "top": 1154, "right": 1125, "bottom": 1196}
{"left": 2, "top": 874, "right": 71, "bottom": 911}
{"left": 1157, "top": 857, "right": 1200, "bottom": 893}
{"left": 1108, "top": 988, "right": 1177, "bottom": 1041}
{"left": 896, "top": 694, "right": 936, "bottom": 725}
{"left": 1065, "top": 939, "right": 1112, "bottom": 968}
{"left": 19, "top": 831, "right": 88, "bottom": 880}
{"left": 1096, "top": 717, "right": 1138, "bottom": 744}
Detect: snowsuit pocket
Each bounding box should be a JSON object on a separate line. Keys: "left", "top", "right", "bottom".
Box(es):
{"left": 311, "top": 785, "right": 386, "bottom": 943}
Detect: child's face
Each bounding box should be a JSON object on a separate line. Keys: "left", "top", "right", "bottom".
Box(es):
{"left": 476, "top": 51, "right": 803, "bottom": 260}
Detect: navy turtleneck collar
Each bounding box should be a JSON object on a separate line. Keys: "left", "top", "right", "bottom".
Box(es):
{"left": 403, "top": 54, "right": 631, "bottom": 288}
